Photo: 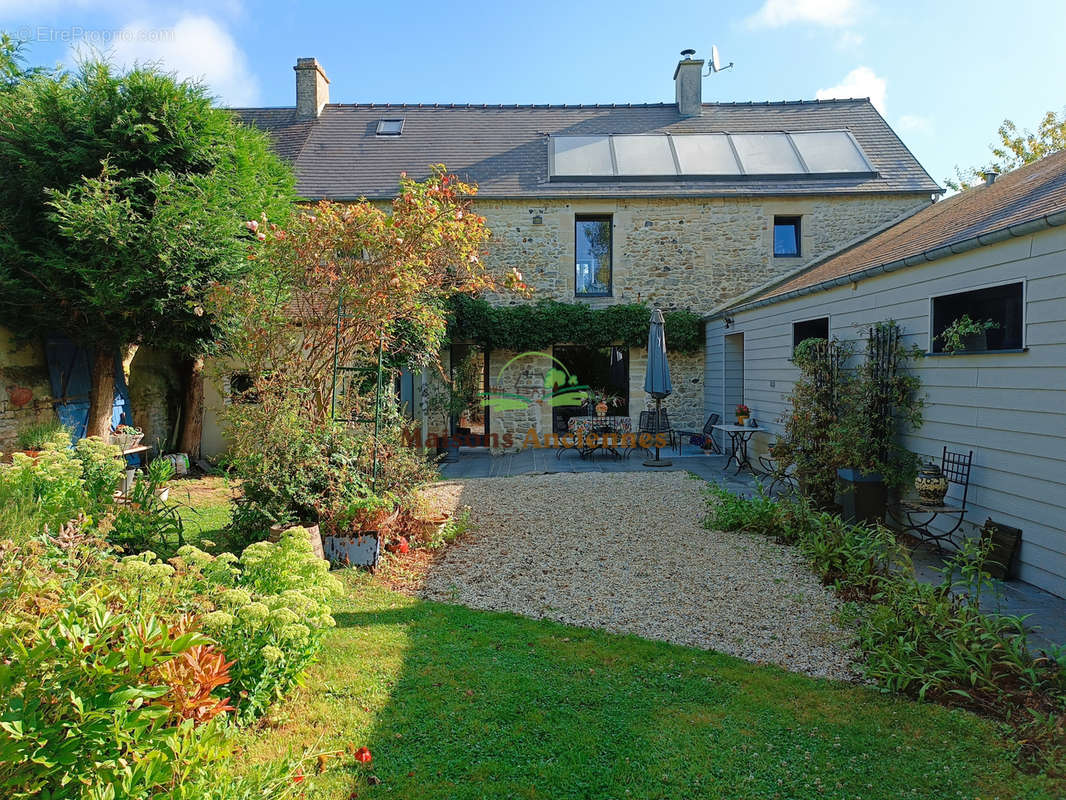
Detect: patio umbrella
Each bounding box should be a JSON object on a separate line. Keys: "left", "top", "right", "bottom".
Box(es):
{"left": 643, "top": 308, "right": 673, "bottom": 467}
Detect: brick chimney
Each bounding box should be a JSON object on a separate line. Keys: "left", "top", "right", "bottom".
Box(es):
{"left": 674, "top": 50, "right": 704, "bottom": 117}
{"left": 294, "top": 58, "right": 329, "bottom": 119}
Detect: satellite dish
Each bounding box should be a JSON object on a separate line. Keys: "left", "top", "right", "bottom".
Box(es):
{"left": 705, "top": 44, "right": 734, "bottom": 75}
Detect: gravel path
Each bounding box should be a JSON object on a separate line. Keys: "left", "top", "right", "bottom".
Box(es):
{"left": 418, "top": 472, "right": 859, "bottom": 681}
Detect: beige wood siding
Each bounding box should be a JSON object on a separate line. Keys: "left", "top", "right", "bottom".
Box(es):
{"left": 705, "top": 225, "right": 1066, "bottom": 598}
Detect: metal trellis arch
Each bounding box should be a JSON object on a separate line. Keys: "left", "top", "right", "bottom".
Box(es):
{"left": 330, "top": 297, "right": 385, "bottom": 491}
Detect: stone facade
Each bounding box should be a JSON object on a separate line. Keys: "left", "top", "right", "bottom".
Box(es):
{"left": 0, "top": 326, "right": 179, "bottom": 453}
{"left": 452, "top": 192, "right": 929, "bottom": 449}
{"left": 477, "top": 194, "right": 928, "bottom": 310}
{"left": 0, "top": 330, "right": 57, "bottom": 451}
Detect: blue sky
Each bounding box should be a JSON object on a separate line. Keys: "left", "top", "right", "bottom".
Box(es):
{"left": 4, "top": 0, "right": 1065, "bottom": 187}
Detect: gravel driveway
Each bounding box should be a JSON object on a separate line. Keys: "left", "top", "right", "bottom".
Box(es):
{"left": 418, "top": 471, "right": 858, "bottom": 681}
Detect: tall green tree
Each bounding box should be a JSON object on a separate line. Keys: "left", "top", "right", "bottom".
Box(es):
{"left": 0, "top": 59, "right": 295, "bottom": 449}
{"left": 947, "top": 108, "right": 1066, "bottom": 190}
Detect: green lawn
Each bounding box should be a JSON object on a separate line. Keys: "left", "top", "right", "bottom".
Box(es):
{"left": 169, "top": 476, "right": 234, "bottom": 548}
{"left": 238, "top": 572, "right": 1060, "bottom": 799}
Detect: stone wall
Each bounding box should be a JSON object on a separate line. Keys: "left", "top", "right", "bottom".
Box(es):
{"left": 127, "top": 348, "right": 181, "bottom": 452}
{"left": 0, "top": 325, "right": 179, "bottom": 453}
{"left": 461, "top": 192, "right": 929, "bottom": 448}
{"left": 0, "top": 330, "right": 56, "bottom": 451}
{"left": 477, "top": 193, "right": 928, "bottom": 311}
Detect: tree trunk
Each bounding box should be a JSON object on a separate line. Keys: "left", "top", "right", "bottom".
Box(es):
{"left": 178, "top": 355, "right": 205, "bottom": 459}
{"left": 86, "top": 349, "right": 115, "bottom": 439}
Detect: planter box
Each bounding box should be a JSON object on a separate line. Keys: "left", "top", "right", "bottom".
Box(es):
{"left": 323, "top": 533, "right": 381, "bottom": 569}
{"left": 836, "top": 468, "right": 886, "bottom": 526}
{"left": 981, "top": 518, "right": 1022, "bottom": 580}
{"left": 269, "top": 522, "right": 325, "bottom": 561}
{"left": 111, "top": 432, "right": 144, "bottom": 451}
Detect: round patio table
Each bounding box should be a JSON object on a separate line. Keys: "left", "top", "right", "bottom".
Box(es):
{"left": 558, "top": 415, "right": 633, "bottom": 460}
{"left": 712, "top": 423, "right": 767, "bottom": 475}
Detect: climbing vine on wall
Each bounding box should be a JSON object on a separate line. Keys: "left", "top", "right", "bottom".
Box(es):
{"left": 447, "top": 295, "right": 704, "bottom": 353}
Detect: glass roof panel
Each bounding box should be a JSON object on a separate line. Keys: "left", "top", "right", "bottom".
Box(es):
{"left": 790, "top": 131, "right": 872, "bottom": 173}
{"left": 730, "top": 133, "right": 804, "bottom": 174}
{"left": 551, "top": 136, "right": 613, "bottom": 177}
{"left": 672, "top": 134, "right": 741, "bottom": 175}
{"left": 611, "top": 135, "right": 677, "bottom": 176}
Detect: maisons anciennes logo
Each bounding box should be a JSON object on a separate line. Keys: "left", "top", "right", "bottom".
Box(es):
{"left": 406, "top": 351, "right": 670, "bottom": 451}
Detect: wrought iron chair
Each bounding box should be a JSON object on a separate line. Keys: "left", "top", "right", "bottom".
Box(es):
{"left": 757, "top": 439, "right": 798, "bottom": 496}
{"left": 892, "top": 447, "right": 974, "bottom": 552}
{"left": 627, "top": 409, "right": 676, "bottom": 457}
{"left": 676, "top": 413, "right": 722, "bottom": 455}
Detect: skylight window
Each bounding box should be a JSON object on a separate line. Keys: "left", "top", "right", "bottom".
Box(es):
{"left": 376, "top": 118, "right": 404, "bottom": 136}
{"left": 548, "top": 131, "right": 876, "bottom": 181}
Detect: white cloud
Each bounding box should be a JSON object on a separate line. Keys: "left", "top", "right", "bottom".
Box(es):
{"left": 816, "top": 66, "right": 886, "bottom": 114}
{"left": 72, "top": 14, "right": 259, "bottom": 106}
{"left": 897, "top": 114, "right": 932, "bottom": 133}
{"left": 747, "top": 0, "right": 860, "bottom": 28}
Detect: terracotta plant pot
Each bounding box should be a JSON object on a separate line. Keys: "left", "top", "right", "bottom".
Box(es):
{"left": 595, "top": 401, "right": 608, "bottom": 418}
{"left": 736, "top": 415, "right": 748, "bottom": 426}
{"left": 269, "top": 522, "right": 325, "bottom": 561}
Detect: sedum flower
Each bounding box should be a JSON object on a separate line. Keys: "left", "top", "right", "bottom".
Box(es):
{"left": 271, "top": 607, "right": 299, "bottom": 626}
{"left": 220, "top": 588, "right": 252, "bottom": 609}
{"left": 238, "top": 602, "right": 270, "bottom": 623}
{"left": 279, "top": 623, "right": 310, "bottom": 643}
{"left": 260, "top": 644, "right": 284, "bottom": 664}
{"left": 203, "top": 610, "right": 235, "bottom": 631}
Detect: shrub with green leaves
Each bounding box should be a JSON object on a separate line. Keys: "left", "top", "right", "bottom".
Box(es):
{"left": 176, "top": 529, "right": 342, "bottom": 717}
{"left": 705, "top": 483, "right": 1066, "bottom": 768}
{"left": 0, "top": 432, "right": 122, "bottom": 543}
{"left": 0, "top": 532, "right": 304, "bottom": 798}
{"left": 14, "top": 419, "right": 69, "bottom": 451}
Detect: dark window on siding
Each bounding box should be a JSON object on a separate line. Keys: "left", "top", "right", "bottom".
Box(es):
{"left": 774, "top": 216, "right": 801, "bottom": 257}
{"left": 793, "top": 317, "right": 829, "bottom": 350}
{"left": 575, "top": 215, "right": 612, "bottom": 296}
{"left": 931, "top": 282, "right": 1024, "bottom": 353}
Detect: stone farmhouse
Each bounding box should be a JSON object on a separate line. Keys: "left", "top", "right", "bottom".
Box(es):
{"left": 203, "top": 52, "right": 939, "bottom": 454}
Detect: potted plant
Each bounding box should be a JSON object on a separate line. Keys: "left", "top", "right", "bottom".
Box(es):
{"left": 937, "top": 314, "right": 999, "bottom": 354}
{"left": 13, "top": 420, "right": 68, "bottom": 458}
{"left": 735, "top": 403, "right": 750, "bottom": 426}
{"left": 830, "top": 323, "right": 923, "bottom": 525}
{"left": 322, "top": 488, "right": 398, "bottom": 568}
{"left": 110, "top": 424, "right": 144, "bottom": 452}
{"left": 583, "top": 389, "right": 621, "bottom": 419}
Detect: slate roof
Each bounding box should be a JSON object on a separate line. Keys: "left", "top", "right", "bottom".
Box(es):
{"left": 736, "top": 149, "right": 1066, "bottom": 308}
{"left": 232, "top": 99, "right": 940, "bottom": 200}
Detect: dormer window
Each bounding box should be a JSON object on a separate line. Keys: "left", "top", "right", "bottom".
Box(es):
{"left": 376, "top": 118, "right": 404, "bottom": 136}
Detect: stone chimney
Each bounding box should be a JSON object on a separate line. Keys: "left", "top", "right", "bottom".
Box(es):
{"left": 674, "top": 50, "right": 704, "bottom": 117}
{"left": 294, "top": 58, "right": 329, "bottom": 119}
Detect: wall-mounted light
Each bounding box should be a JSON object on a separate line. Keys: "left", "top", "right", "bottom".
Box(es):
{"left": 724, "top": 316, "right": 735, "bottom": 328}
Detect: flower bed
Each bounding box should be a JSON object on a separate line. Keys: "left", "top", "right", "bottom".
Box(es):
{"left": 0, "top": 519, "right": 339, "bottom": 796}
{"left": 705, "top": 483, "right": 1066, "bottom": 773}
